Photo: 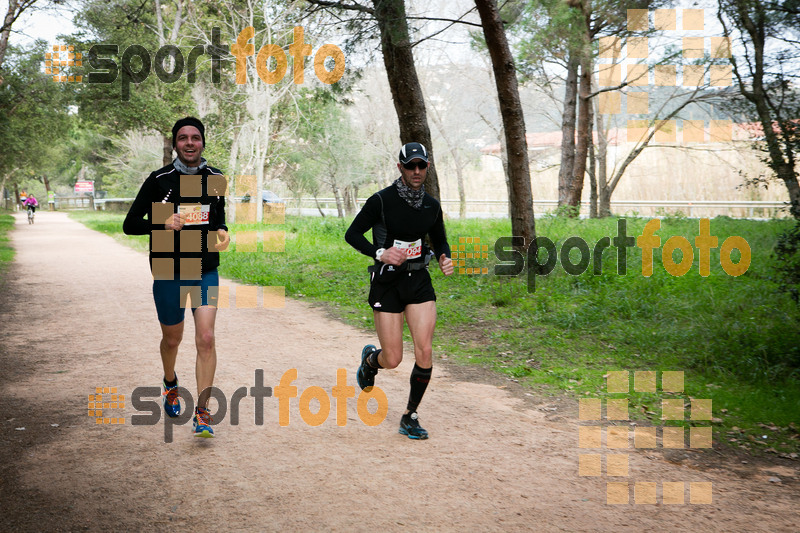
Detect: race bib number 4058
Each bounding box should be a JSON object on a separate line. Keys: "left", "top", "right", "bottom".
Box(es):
{"left": 179, "top": 204, "right": 210, "bottom": 225}
{"left": 394, "top": 238, "right": 422, "bottom": 259}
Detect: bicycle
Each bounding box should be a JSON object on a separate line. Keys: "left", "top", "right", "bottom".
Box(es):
{"left": 27, "top": 206, "right": 35, "bottom": 224}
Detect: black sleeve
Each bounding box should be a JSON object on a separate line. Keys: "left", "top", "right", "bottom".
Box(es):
{"left": 428, "top": 204, "right": 450, "bottom": 259}
{"left": 345, "top": 194, "right": 382, "bottom": 258}
{"left": 123, "top": 175, "right": 164, "bottom": 235}
{"left": 212, "top": 197, "right": 227, "bottom": 232}
{"left": 207, "top": 170, "right": 228, "bottom": 232}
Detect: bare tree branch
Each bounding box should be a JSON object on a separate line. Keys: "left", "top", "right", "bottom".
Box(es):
{"left": 0, "top": 0, "right": 37, "bottom": 34}
{"left": 0, "top": 0, "right": 40, "bottom": 71}
{"left": 407, "top": 14, "right": 482, "bottom": 28}
{"left": 305, "top": 0, "right": 374, "bottom": 16}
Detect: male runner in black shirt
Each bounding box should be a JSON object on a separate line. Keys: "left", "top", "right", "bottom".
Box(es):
{"left": 123, "top": 117, "right": 229, "bottom": 438}
{"left": 345, "top": 142, "right": 454, "bottom": 439}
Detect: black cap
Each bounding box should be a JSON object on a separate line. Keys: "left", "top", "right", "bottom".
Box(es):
{"left": 172, "top": 116, "right": 205, "bottom": 148}
{"left": 398, "top": 142, "right": 429, "bottom": 164}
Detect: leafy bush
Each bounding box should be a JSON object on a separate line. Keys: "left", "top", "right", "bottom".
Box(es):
{"left": 774, "top": 220, "right": 800, "bottom": 303}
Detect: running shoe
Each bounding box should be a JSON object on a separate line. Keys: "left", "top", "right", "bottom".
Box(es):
{"left": 162, "top": 375, "right": 181, "bottom": 418}
{"left": 399, "top": 412, "right": 428, "bottom": 440}
{"left": 357, "top": 344, "right": 378, "bottom": 390}
{"left": 193, "top": 406, "right": 214, "bottom": 438}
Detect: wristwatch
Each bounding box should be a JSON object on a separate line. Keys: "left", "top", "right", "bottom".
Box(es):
{"left": 375, "top": 248, "right": 386, "bottom": 261}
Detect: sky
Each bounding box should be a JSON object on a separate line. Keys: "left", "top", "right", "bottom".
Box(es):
{"left": 11, "top": 0, "right": 480, "bottom": 62}
{"left": 11, "top": 0, "right": 729, "bottom": 64}
{"left": 11, "top": 3, "right": 78, "bottom": 47}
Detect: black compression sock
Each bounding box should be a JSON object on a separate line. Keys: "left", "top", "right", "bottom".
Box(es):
{"left": 164, "top": 375, "right": 178, "bottom": 387}
{"left": 406, "top": 364, "right": 432, "bottom": 413}
{"left": 367, "top": 349, "right": 383, "bottom": 369}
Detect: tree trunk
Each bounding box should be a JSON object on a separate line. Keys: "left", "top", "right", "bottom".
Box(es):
{"left": 587, "top": 54, "right": 597, "bottom": 218}
{"left": 566, "top": 14, "right": 593, "bottom": 215}
{"left": 558, "top": 51, "right": 579, "bottom": 207}
{"left": 749, "top": 55, "right": 800, "bottom": 218}
{"left": 163, "top": 135, "right": 173, "bottom": 167}
{"left": 594, "top": 91, "right": 611, "bottom": 217}
{"left": 42, "top": 174, "right": 53, "bottom": 210}
{"left": 0, "top": 0, "right": 20, "bottom": 73}
{"left": 343, "top": 186, "right": 351, "bottom": 215}
{"left": 313, "top": 194, "right": 326, "bottom": 218}
{"left": 332, "top": 182, "right": 344, "bottom": 218}
{"left": 227, "top": 115, "right": 242, "bottom": 224}
{"left": 343, "top": 184, "right": 356, "bottom": 216}
{"left": 372, "top": 0, "right": 440, "bottom": 200}
{"left": 227, "top": 111, "right": 242, "bottom": 176}
{"left": 474, "top": 0, "right": 536, "bottom": 246}
{"left": 778, "top": 165, "right": 800, "bottom": 219}
{"left": 588, "top": 124, "right": 597, "bottom": 219}
{"left": 454, "top": 150, "right": 466, "bottom": 219}
{"left": 599, "top": 186, "right": 611, "bottom": 217}
{"left": 497, "top": 117, "right": 511, "bottom": 218}
{"left": 0, "top": 174, "right": 7, "bottom": 210}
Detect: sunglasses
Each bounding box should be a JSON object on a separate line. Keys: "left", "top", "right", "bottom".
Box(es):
{"left": 402, "top": 161, "right": 428, "bottom": 170}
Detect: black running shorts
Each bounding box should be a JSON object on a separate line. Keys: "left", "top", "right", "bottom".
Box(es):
{"left": 368, "top": 268, "right": 436, "bottom": 313}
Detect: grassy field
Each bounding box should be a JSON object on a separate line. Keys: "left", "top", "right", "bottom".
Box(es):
{"left": 0, "top": 213, "right": 14, "bottom": 276}
{"left": 70, "top": 211, "right": 800, "bottom": 456}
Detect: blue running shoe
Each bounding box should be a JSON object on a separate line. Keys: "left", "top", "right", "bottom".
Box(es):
{"left": 357, "top": 344, "right": 378, "bottom": 390}
{"left": 399, "top": 412, "right": 428, "bottom": 440}
{"left": 193, "top": 406, "right": 214, "bottom": 438}
{"left": 162, "top": 375, "right": 181, "bottom": 418}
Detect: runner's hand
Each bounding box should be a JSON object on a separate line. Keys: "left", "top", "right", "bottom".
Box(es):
{"left": 439, "top": 254, "right": 454, "bottom": 276}
{"left": 215, "top": 229, "right": 230, "bottom": 251}
{"left": 380, "top": 246, "right": 407, "bottom": 266}
{"left": 165, "top": 213, "right": 186, "bottom": 231}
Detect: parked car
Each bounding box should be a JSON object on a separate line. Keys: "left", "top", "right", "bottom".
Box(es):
{"left": 240, "top": 191, "right": 283, "bottom": 204}
{"left": 261, "top": 190, "right": 284, "bottom": 204}
{"left": 261, "top": 190, "right": 285, "bottom": 220}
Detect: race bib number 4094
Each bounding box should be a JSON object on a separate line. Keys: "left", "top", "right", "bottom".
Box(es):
{"left": 179, "top": 204, "right": 210, "bottom": 225}
{"left": 394, "top": 238, "right": 422, "bottom": 259}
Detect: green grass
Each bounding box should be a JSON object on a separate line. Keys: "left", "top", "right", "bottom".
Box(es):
{"left": 70, "top": 212, "right": 149, "bottom": 253}
{"left": 70, "top": 211, "right": 800, "bottom": 455}
{"left": 0, "top": 213, "right": 15, "bottom": 275}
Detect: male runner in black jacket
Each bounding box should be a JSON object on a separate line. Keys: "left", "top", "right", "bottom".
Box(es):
{"left": 345, "top": 142, "right": 454, "bottom": 439}
{"left": 124, "top": 116, "right": 229, "bottom": 438}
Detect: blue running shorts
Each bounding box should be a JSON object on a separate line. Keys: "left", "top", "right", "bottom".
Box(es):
{"left": 152, "top": 269, "right": 220, "bottom": 326}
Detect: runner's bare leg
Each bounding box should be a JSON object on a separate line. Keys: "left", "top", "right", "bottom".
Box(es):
{"left": 159, "top": 321, "right": 184, "bottom": 382}
{"left": 193, "top": 306, "right": 218, "bottom": 408}
{"left": 404, "top": 301, "right": 436, "bottom": 368}
{"left": 373, "top": 310, "right": 405, "bottom": 369}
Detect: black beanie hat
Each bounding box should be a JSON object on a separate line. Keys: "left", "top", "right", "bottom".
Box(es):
{"left": 172, "top": 116, "right": 205, "bottom": 148}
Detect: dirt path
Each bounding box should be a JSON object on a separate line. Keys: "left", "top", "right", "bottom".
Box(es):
{"left": 1, "top": 210, "right": 797, "bottom": 532}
